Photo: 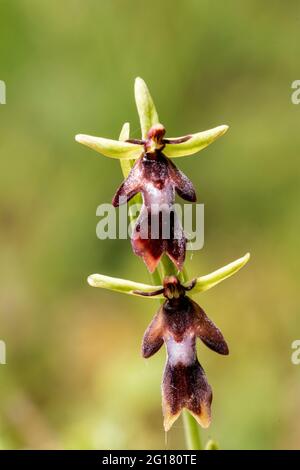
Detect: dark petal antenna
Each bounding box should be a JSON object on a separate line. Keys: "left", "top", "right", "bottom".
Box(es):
{"left": 133, "top": 288, "right": 164, "bottom": 297}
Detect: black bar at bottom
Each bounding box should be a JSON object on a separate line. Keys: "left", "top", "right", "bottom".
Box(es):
{"left": 0, "top": 449, "right": 299, "bottom": 465}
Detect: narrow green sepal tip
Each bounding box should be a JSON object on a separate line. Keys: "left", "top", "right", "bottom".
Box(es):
{"left": 134, "top": 77, "right": 159, "bottom": 139}
{"left": 189, "top": 252, "right": 250, "bottom": 294}
{"left": 164, "top": 124, "right": 229, "bottom": 158}
{"left": 75, "top": 133, "right": 141, "bottom": 160}
{"left": 87, "top": 274, "right": 164, "bottom": 299}
{"left": 119, "top": 122, "right": 130, "bottom": 142}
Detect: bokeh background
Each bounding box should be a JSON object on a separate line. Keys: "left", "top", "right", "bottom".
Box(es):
{"left": 0, "top": 0, "right": 299, "bottom": 450}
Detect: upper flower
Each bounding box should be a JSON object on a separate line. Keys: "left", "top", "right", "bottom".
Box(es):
{"left": 75, "top": 78, "right": 229, "bottom": 272}
{"left": 112, "top": 123, "right": 197, "bottom": 271}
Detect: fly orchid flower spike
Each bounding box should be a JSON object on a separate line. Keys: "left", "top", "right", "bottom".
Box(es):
{"left": 87, "top": 253, "right": 250, "bottom": 431}
{"left": 75, "top": 77, "right": 228, "bottom": 273}
{"left": 77, "top": 78, "right": 250, "bottom": 445}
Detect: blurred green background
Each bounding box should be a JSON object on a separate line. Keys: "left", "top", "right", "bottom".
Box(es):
{"left": 0, "top": 0, "right": 299, "bottom": 450}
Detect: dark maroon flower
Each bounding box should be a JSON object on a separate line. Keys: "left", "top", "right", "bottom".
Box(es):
{"left": 112, "top": 124, "right": 196, "bottom": 272}
{"left": 135, "top": 276, "right": 228, "bottom": 431}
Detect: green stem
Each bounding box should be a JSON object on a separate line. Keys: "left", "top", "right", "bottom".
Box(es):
{"left": 183, "top": 410, "right": 203, "bottom": 450}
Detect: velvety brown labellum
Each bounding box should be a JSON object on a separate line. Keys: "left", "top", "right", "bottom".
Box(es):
{"left": 140, "top": 276, "right": 228, "bottom": 431}
{"left": 112, "top": 126, "right": 196, "bottom": 273}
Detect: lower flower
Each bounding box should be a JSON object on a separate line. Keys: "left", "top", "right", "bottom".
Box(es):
{"left": 138, "top": 276, "right": 229, "bottom": 431}
{"left": 87, "top": 253, "right": 250, "bottom": 430}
